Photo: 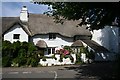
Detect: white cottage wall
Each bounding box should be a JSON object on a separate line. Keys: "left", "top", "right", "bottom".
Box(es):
{"left": 91, "top": 26, "right": 119, "bottom": 53}
{"left": 32, "top": 34, "right": 73, "bottom": 49}
{"left": 4, "top": 24, "right": 28, "bottom": 43}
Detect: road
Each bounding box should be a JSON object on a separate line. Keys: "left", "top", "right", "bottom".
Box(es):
{"left": 1, "top": 62, "right": 116, "bottom": 80}
{"left": 2, "top": 65, "right": 80, "bottom": 79}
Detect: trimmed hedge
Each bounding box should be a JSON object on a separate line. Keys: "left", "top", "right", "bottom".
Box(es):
{"left": 2, "top": 40, "right": 39, "bottom": 67}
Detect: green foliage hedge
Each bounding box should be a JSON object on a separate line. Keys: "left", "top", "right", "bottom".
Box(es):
{"left": 2, "top": 40, "right": 39, "bottom": 67}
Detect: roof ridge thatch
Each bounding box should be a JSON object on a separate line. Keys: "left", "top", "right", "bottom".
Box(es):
{"left": 2, "top": 13, "right": 91, "bottom": 37}
{"left": 28, "top": 14, "right": 91, "bottom": 37}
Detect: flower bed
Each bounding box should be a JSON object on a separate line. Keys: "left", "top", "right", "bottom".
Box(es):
{"left": 39, "top": 54, "right": 76, "bottom": 66}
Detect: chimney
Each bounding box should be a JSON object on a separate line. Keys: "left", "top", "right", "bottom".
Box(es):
{"left": 20, "top": 6, "right": 28, "bottom": 22}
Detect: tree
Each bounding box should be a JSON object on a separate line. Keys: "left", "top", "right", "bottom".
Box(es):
{"left": 33, "top": 2, "right": 120, "bottom": 30}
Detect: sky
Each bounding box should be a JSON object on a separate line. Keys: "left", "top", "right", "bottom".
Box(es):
{"left": 2, "top": 1, "right": 50, "bottom": 17}
{"left": 1, "top": 0, "right": 119, "bottom": 17}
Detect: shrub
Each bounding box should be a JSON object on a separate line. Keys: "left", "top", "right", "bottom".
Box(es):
{"left": 64, "top": 46, "right": 73, "bottom": 53}
{"left": 69, "top": 55, "right": 74, "bottom": 63}
{"left": 59, "top": 54, "right": 64, "bottom": 62}
{"left": 11, "top": 41, "right": 21, "bottom": 58}
{"left": 2, "top": 40, "right": 39, "bottom": 67}
{"left": 27, "top": 42, "right": 37, "bottom": 55}
{"left": 75, "top": 53, "right": 82, "bottom": 64}
{"left": 27, "top": 57, "right": 39, "bottom": 67}
{"left": 80, "top": 46, "right": 95, "bottom": 62}
{"left": 12, "top": 58, "right": 19, "bottom": 67}
{"left": 80, "top": 47, "right": 86, "bottom": 53}
{"left": 2, "top": 40, "right": 12, "bottom": 67}
{"left": 2, "top": 56, "right": 12, "bottom": 67}
{"left": 42, "top": 56, "right": 46, "bottom": 61}
{"left": 2, "top": 40, "right": 12, "bottom": 57}
{"left": 87, "top": 50, "right": 95, "bottom": 60}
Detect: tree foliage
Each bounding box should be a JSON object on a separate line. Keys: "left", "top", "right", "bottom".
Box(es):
{"left": 34, "top": 2, "right": 120, "bottom": 30}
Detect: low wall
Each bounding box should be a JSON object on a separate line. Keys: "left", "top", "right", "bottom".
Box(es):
{"left": 39, "top": 54, "right": 76, "bottom": 66}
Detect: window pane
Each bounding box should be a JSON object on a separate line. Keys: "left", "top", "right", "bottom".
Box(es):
{"left": 53, "top": 34, "right": 56, "bottom": 39}
{"left": 49, "top": 34, "right": 52, "bottom": 39}
{"left": 13, "top": 34, "right": 20, "bottom": 39}
{"left": 48, "top": 48, "right": 51, "bottom": 54}
{"left": 52, "top": 48, "right": 55, "bottom": 54}
{"left": 49, "top": 33, "right": 56, "bottom": 39}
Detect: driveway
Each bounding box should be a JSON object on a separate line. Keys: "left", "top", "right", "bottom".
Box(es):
{"left": 1, "top": 62, "right": 117, "bottom": 80}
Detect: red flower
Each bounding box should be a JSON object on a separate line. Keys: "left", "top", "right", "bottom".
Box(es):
{"left": 64, "top": 49, "right": 69, "bottom": 55}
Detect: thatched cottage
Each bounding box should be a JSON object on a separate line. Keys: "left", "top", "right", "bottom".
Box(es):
{"left": 2, "top": 6, "right": 90, "bottom": 54}
{"left": 2, "top": 6, "right": 120, "bottom": 61}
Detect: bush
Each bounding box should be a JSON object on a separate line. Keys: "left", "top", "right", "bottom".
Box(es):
{"left": 27, "top": 57, "right": 39, "bottom": 67}
{"left": 2, "top": 40, "right": 12, "bottom": 67}
{"left": 12, "top": 58, "right": 19, "bottom": 67}
{"left": 75, "top": 53, "right": 82, "bottom": 64}
{"left": 87, "top": 50, "right": 95, "bottom": 60}
{"left": 2, "top": 40, "right": 12, "bottom": 57}
{"left": 11, "top": 41, "right": 21, "bottom": 58}
{"left": 64, "top": 46, "right": 73, "bottom": 53}
{"left": 2, "top": 56, "right": 12, "bottom": 67}
{"left": 2, "top": 40, "right": 39, "bottom": 67}
{"left": 59, "top": 54, "right": 64, "bottom": 62}
{"left": 42, "top": 56, "right": 46, "bottom": 61}
{"left": 80, "top": 46, "right": 95, "bottom": 63}
{"left": 69, "top": 55, "right": 74, "bottom": 63}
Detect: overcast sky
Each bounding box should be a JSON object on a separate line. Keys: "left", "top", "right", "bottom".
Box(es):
{"left": 2, "top": 2, "right": 50, "bottom": 17}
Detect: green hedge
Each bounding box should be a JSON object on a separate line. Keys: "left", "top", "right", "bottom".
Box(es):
{"left": 2, "top": 40, "right": 39, "bottom": 67}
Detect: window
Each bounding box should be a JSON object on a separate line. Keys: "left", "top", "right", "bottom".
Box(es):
{"left": 74, "top": 36, "right": 80, "bottom": 41}
{"left": 49, "top": 33, "right": 56, "bottom": 40}
{"left": 48, "top": 47, "right": 55, "bottom": 54}
{"left": 48, "top": 48, "right": 51, "bottom": 55}
{"left": 13, "top": 34, "right": 20, "bottom": 39}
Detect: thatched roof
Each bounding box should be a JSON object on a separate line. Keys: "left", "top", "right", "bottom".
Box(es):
{"left": 2, "top": 17, "right": 19, "bottom": 34}
{"left": 2, "top": 14, "right": 91, "bottom": 37}
{"left": 82, "top": 40, "right": 110, "bottom": 53}
{"left": 28, "top": 14, "right": 91, "bottom": 37}
{"left": 36, "top": 40, "right": 48, "bottom": 48}
{"left": 2, "top": 17, "right": 31, "bottom": 35}
{"left": 71, "top": 40, "right": 83, "bottom": 47}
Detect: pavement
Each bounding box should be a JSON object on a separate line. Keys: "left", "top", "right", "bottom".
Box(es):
{"left": 1, "top": 62, "right": 117, "bottom": 80}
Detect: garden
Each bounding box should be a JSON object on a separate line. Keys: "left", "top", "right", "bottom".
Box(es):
{"left": 2, "top": 40, "right": 95, "bottom": 67}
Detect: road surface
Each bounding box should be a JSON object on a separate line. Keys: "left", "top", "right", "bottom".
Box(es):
{"left": 1, "top": 62, "right": 116, "bottom": 80}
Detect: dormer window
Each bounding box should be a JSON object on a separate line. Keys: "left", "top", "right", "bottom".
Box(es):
{"left": 13, "top": 34, "right": 20, "bottom": 39}
{"left": 49, "top": 33, "right": 56, "bottom": 40}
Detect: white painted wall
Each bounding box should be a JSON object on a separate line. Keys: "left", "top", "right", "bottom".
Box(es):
{"left": 91, "top": 26, "right": 119, "bottom": 53}
{"left": 32, "top": 34, "right": 73, "bottom": 49}
{"left": 4, "top": 24, "right": 28, "bottom": 43}
{"left": 20, "top": 6, "right": 28, "bottom": 22}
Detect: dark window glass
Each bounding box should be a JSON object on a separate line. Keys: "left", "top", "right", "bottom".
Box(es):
{"left": 52, "top": 48, "right": 55, "bottom": 54}
{"left": 13, "top": 34, "right": 20, "bottom": 39}
{"left": 48, "top": 48, "right": 51, "bottom": 54}
{"left": 48, "top": 48, "right": 55, "bottom": 54}
{"left": 49, "top": 33, "right": 56, "bottom": 39}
